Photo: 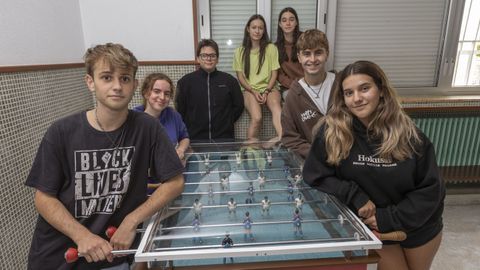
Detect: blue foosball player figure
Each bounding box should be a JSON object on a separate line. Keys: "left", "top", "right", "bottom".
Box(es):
{"left": 287, "top": 181, "right": 295, "bottom": 201}
{"left": 284, "top": 165, "right": 290, "bottom": 177}
{"left": 293, "top": 209, "right": 304, "bottom": 239}
{"left": 245, "top": 182, "right": 255, "bottom": 204}
{"left": 222, "top": 233, "right": 234, "bottom": 264}
{"left": 192, "top": 214, "right": 203, "bottom": 244}
{"left": 243, "top": 211, "right": 254, "bottom": 241}
{"left": 208, "top": 183, "right": 215, "bottom": 204}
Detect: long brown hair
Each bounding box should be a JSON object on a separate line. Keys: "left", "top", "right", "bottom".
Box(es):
{"left": 323, "top": 60, "right": 421, "bottom": 165}
{"left": 275, "top": 7, "right": 301, "bottom": 64}
{"left": 241, "top": 14, "right": 270, "bottom": 79}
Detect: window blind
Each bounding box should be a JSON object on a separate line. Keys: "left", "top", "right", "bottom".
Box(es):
{"left": 211, "top": 0, "right": 256, "bottom": 75}
{"left": 333, "top": 0, "right": 448, "bottom": 88}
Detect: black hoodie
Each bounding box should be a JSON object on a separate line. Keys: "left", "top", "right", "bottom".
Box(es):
{"left": 176, "top": 68, "right": 244, "bottom": 142}
{"left": 303, "top": 117, "right": 445, "bottom": 247}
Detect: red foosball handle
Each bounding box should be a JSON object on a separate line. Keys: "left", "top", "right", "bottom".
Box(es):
{"left": 105, "top": 226, "right": 117, "bottom": 239}
{"left": 64, "top": 247, "right": 79, "bottom": 263}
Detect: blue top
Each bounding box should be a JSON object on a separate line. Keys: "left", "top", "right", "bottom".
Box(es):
{"left": 133, "top": 105, "right": 189, "bottom": 145}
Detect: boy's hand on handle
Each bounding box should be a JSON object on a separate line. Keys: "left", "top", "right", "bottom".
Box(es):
{"left": 65, "top": 226, "right": 118, "bottom": 263}
{"left": 74, "top": 231, "right": 113, "bottom": 263}
{"left": 109, "top": 220, "right": 137, "bottom": 255}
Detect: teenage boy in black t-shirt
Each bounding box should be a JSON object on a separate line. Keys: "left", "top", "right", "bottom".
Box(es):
{"left": 25, "top": 43, "right": 185, "bottom": 270}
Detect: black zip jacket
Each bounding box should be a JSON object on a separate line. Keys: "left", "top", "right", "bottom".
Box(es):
{"left": 175, "top": 68, "right": 244, "bottom": 142}
{"left": 303, "top": 117, "right": 445, "bottom": 248}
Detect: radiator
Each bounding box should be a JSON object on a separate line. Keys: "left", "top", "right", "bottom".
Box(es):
{"left": 413, "top": 116, "right": 480, "bottom": 183}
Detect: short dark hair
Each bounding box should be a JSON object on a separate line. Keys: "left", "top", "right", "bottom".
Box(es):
{"left": 196, "top": 39, "right": 219, "bottom": 58}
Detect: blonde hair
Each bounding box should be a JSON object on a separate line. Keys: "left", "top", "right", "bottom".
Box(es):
{"left": 84, "top": 43, "right": 138, "bottom": 77}
{"left": 323, "top": 60, "right": 421, "bottom": 165}
{"left": 296, "top": 29, "right": 329, "bottom": 53}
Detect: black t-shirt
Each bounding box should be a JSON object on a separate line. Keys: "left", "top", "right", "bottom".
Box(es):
{"left": 25, "top": 110, "right": 184, "bottom": 270}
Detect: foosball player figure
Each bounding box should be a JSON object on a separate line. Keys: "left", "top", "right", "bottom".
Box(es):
{"left": 204, "top": 153, "right": 210, "bottom": 166}
{"left": 192, "top": 214, "right": 203, "bottom": 244}
{"left": 257, "top": 171, "right": 266, "bottom": 190}
{"left": 293, "top": 209, "right": 304, "bottom": 238}
{"left": 287, "top": 181, "right": 295, "bottom": 201}
{"left": 208, "top": 183, "right": 215, "bottom": 204}
{"left": 220, "top": 175, "right": 230, "bottom": 191}
{"left": 261, "top": 196, "right": 271, "bottom": 216}
{"left": 227, "top": 197, "right": 237, "bottom": 215}
{"left": 193, "top": 198, "right": 203, "bottom": 216}
{"left": 284, "top": 165, "right": 291, "bottom": 177}
{"left": 245, "top": 182, "right": 255, "bottom": 204}
{"left": 266, "top": 151, "right": 273, "bottom": 166}
{"left": 243, "top": 211, "right": 254, "bottom": 241}
{"left": 235, "top": 152, "right": 242, "bottom": 165}
{"left": 295, "top": 193, "right": 304, "bottom": 212}
{"left": 222, "top": 233, "right": 234, "bottom": 264}
{"left": 293, "top": 174, "right": 302, "bottom": 187}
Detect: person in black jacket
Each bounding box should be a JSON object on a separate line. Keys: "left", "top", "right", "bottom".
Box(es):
{"left": 303, "top": 60, "right": 444, "bottom": 270}
{"left": 175, "top": 39, "right": 244, "bottom": 142}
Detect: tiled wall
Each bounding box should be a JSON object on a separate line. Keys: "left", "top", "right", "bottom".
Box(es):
{"left": 0, "top": 68, "right": 92, "bottom": 269}
{"left": 0, "top": 64, "right": 278, "bottom": 269}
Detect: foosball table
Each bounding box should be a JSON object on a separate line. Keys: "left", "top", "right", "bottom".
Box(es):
{"left": 135, "top": 142, "right": 384, "bottom": 269}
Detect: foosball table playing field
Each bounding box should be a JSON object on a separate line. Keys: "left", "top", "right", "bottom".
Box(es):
{"left": 130, "top": 142, "right": 401, "bottom": 269}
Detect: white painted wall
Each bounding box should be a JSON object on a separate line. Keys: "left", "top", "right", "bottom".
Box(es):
{"left": 0, "top": 0, "right": 195, "bottom": 66}
{"left": 0, "top": 0, "right": 85, "bottom": 66}
{"left": 79, "top": 0, "right": 195, "bottom": 61}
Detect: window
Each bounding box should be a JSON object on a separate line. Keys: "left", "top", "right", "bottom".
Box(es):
{"left": 197, "top": 0, "right": 478, "bottom": 94}
{"left": 453, "top": 0, "right": 480, "bottom": 87}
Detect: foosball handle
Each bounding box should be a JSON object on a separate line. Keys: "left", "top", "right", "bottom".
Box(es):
{"left": 64, "top": 247, "right": 79, "bottom": 263}
{"left": 105, "top": 226, "right": 117, "bottom": 239}
{"left": 374, "top": 230, "right": 407, "bottom": 241}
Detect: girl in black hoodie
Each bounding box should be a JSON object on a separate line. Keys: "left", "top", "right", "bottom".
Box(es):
{"left": 303, "top": 60, "right": 444, "bottom": 270}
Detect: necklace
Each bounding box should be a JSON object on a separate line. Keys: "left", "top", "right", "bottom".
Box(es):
{"left": 304, "top": 80, "right": 324, "bottom": 98}
{"left": 94, "top": 109, "right": 124, "bottom": 148}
